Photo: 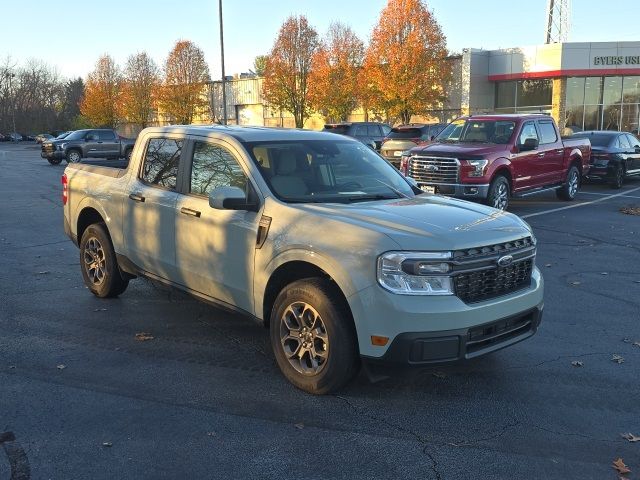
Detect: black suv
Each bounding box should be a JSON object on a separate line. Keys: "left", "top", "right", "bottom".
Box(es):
{"left": 573, "top": 131, "right": 640, "bottom": 188}
{"left": 322, "top": 122, "right": 391, "bottom": 150}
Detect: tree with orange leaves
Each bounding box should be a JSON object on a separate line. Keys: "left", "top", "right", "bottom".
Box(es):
{"left": 364, "top": 0, "right": 451, "bottom": 124}
{"left": 119, "top": 52, "right": 159, "bottom": 128}
{"left": 80, "top": 54, "right": 121, "bottom": 128}
{"left": 309, "top": 22, "right": 364, "bottom": 122}
{"left": 263, "top": 16, "right": 319, "bottom": 128}
{"left": 158, "top": 40, "right": 210, "bottom": 125}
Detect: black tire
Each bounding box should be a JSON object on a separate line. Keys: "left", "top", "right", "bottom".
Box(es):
{"left": 79, "top": 223, "right": 129, "bottom": 298}
{"left": 270, "top": 278, "right": 360, "bottom": 394}
{"left": 66, "top": 149, "right": 81, "bottom": 163}
{"left": 556, "top": 165, "right": 580, "bottom": 200}
{"left": 486, "top": 175, "right": 510, "bottom": 210}
{"left": 609, "top": 164, "right": 624, "bottom": 189}
{"left": 47, "top": 158, "right": 62, "bottom": 165}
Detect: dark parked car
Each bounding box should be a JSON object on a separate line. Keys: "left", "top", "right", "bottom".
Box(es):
{"left": 41, "top": 129, "right": 135, "bottom": 165}
{"left": 380, "top": 123, "right": 447, "bottom": 168}
{"left": 573, "top": 131, "right": 640, "bottom": 188}
{"left": 322, "top": 122, "right": 391, "bottom": 150}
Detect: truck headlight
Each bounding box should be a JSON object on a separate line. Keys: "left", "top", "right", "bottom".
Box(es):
{"left": 59, "top": 143, "right": 67, "bottom": 150}
{"left": 377, "top": 252, "right": 454, "bottom": 295}
{"left": 467, "top": 159, "right": 488, "bottom": 177}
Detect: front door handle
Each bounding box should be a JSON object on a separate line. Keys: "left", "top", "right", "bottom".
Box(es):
{"left": 537, "top": 153, "right": 545, "bottom": 157}
{"left": 129, "top": 193, "right": 145, "bottom": 202}
{"left": 180, "top": 207, "right": 201, "bottom": 218}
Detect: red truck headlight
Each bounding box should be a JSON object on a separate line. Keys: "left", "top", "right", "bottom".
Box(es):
{"left": 466, "top": 159, "right": 488, "bottom": 177}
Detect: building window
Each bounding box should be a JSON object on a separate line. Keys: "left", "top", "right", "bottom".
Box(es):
{"left": 496, "top": 81, "right": 516, "bottom": 109}
{"left": 495, "top": 80, "right": 551, "bottom": 113}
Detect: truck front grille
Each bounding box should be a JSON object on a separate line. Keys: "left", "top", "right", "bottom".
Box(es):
{"left": 467, "top": 310, "right": 536, "bottom": 354}
{"left": 450, "top": 237, "right": 535, "bottom": 303}
{"left": 409, "top": 156, "right": 459, "bottom": 184}
{"left": 42, "top": 144, "right": 55, "bottom": 154}
{"left": 454, "top": 258, "right": 533, "bottom": 303}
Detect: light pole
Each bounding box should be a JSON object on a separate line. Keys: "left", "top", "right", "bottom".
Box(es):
{"left": 218, "top": 0, "right": 228, "bottom": 125}
{"left": 2, "top": 70, "right": 16, "bottom": 140}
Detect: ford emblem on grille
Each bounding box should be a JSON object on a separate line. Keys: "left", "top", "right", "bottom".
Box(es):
{"left": 424, "top": 164, "right": 438, "bottom": 171}
{"left": 497, "top": 255, "right": 514, "bottom": 267}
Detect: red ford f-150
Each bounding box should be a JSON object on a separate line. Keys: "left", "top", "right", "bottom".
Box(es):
{"left": 400, "top": 114, "right": 591, "bottom": 210}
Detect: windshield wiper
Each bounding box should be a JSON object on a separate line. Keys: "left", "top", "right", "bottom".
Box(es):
{"left": 347, "top": 194, "right": 399, "bottom": 203}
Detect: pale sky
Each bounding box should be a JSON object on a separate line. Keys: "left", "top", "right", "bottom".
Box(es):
{"left": 1, "top": 0, "right": 636, "bottom": 80}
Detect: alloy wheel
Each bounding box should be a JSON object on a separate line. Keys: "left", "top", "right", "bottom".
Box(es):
{"left": 279, "top": 302, "right": 329, "bottom": 376}
{"left": 493, "top": 183, "right": 508, "bottom": 210}
{"left": 83, "top": 237, "right": 106, "bottom": 286}
{"left": 568, "top": 170, "right": 579, "bottom": 197}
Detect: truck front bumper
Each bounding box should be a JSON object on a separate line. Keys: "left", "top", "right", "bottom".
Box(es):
{"left": 41, "top": 150, "right": 65, "bottom": 160}
{"left": 349, "top": 267, "right": 544, "bottom": 364}
{"left": 417, "top": 182, "right": 490, "bottom": 199}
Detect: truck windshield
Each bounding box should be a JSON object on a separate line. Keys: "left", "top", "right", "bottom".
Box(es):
{"left": 244, "top": 139, "right": 415, "bottom": 203}
{"left": 436, "top": 120, "right": 516, "bottom": 145}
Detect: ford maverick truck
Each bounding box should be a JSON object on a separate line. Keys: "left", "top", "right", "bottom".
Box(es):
{"left": 42, "top": 129, "right": 135, "bottom": 165}
{"left": 63, "top": 125, "right": 544, "bottom": 394}
{"left": 400, "top": 115, "right": 591, "bottom": 210}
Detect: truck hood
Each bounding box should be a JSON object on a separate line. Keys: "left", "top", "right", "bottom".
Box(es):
{"left": 298, "top": 195, "right": 532, "bottom": 251}
{"left": 412, "top": 142, "right": 509, "bottom": 159}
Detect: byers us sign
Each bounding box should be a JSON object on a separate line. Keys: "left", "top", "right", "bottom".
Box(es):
{"left": 593, "top": 55, "right": 640, "bottom": 66}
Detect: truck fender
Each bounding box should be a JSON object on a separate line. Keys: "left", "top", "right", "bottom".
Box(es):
{"left": 487, "top": 157, "right": 513, "bottom": 184}
{"left": 254, "top": 248, "right": 359, "bottom": 322}
{"left": 73, "top": 197, "right": 114, "bottom": 244}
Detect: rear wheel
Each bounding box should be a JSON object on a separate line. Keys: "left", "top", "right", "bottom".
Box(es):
{"left": 79, "top": 223, "right": 129, "bottom": 298}
{"left": 486, "top": 175, "right": 510, "bottom": 210}
{"left": 270, "top": 278, "right": 359, "bottom": 394}
{"left": 609, "top": 164, "right": 624, "bottom": 189}
{"left": 556, "top": 165, "right": 580, "bottom": 200}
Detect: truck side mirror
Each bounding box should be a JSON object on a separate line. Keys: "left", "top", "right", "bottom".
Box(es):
{"left": 209, "top": 186, "right": 258, "bottom": 212}
{"left": 519, "top": 138, "right": 539, "bottom": 152}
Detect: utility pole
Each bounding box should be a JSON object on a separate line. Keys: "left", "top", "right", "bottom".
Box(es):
{"left": 218, "top": 0, "right": 228, "bottom": 125}
{"left": 3, "top": 70, "right": 17, "bottom": 140}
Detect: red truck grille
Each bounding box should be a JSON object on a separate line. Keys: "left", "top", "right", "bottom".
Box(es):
{"left": 408, "top": 156, "right": 459, "bottom": 184}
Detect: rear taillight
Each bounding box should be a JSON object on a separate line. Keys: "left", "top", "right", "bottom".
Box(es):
{"left": 62, "top": 174, "right": 68, "bottom": 205}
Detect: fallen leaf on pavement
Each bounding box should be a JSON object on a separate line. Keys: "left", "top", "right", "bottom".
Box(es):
{"left": 8, "top": 365, "right": 16, "bottom": 369}
{"left": 612, "top": 354, "right": 624, "bottom": 364}
{"left": 94, "top": 308, "right": 107, "bottom": 312}
{"left": 102, "top": 442, "right": 113, "bottom": 447}
{"left": 570, "top": 281, "right": 581, "bottom": 286}
{"left": 571, "top": 361, "right": 583, "bottom": 367}
{"left": 294, "top": 423, "right": 304, "bottom": 430}
{"left": 206, "top": 432, "right": 216, "bottom": 437}
{"left": 432, "top": 371, "right": 446, "bottom": 379}
{"left": 56, "top": 364, "right": 66, "bottom": 370}
{"left": 620, "top": 206, "right": 640, "bottom": 216}
{"left": 621, "top": 433, "right": 640, "bottom": 443}
{"left": 38, "top": 271, "right": 49, "bottom": 275}
{"left": 612, "top": 458, "right": 631, "bottom": 474}
{"left": 545, "top": 263, "right": 552, "bottom": 267}
{"left": 600, "top": 272, "right": 608, "bottom": 275}
{"left": 633, "top": 341, "right": 640, "bottom": 348}
{"left": 623, "top": 338, "right": 632, "bottom": 343}
{"left": 135, "top": 332, "right": 154, "bottom": 341}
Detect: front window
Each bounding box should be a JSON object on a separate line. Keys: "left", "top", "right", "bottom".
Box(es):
{"left": 63, "top": 130, "right": 89, "bottom": 141}
{"left": 190, "top": 141, "right": 247, "bottom": 196}
{"left": 244, "top": 140, "right": 414, "bottom": 203}
{"left": 436, "top": 119, "right": 515, "bottom": 145}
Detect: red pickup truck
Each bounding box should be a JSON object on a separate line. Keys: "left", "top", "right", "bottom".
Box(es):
{"left": 400, "top": 114, "right": 591, "bottom": 210}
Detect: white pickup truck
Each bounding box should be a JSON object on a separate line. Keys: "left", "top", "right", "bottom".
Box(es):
{"left": 63, "top": 126, "right": 544, "bottom": 394}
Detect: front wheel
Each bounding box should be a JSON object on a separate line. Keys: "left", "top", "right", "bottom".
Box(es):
{"left": 79, "top": 223, "right": 129, "bottom": 298}
{"left": 125, "top": 149, "right": 133, "bottom": 162}
{"left": 609, "top": 164, "right": 624, "bottom": 189}
{"left": 486, "top": 175, "right": 510, "bottom": 210}
{"left": 556, "top": 165, "right": 580, "bottom": 200}
{"left": 47, "top": 158, "right": 62, "bottom": 165}
{"left": 66, "top": 149, "right": 81, "bottom": 163}
{"left": 270, "top": 278, "right": 360, "bottom": 394}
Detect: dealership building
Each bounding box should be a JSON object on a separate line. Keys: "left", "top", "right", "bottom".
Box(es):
{"left": 452, "top": 41, "right": 640, "bottom": 133}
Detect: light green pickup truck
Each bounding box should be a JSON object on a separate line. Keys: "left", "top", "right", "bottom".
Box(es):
{"left": 63, "top": 125, "right": 544, "bottom": 394}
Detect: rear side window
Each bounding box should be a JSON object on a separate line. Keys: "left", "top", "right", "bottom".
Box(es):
{"left": 381, "top": 125, "right": 391, "bottom": 136}
{"left": 323, "top": 125, "right": 349, "bottom": 135}
{"left": 190, "top": 141, "right": 247, "bottom": 196}
{"left": 571, "top": 133, "right": 614, "bottom": 147}
{"left": 367, "top": 125, "right": 381, "bottom": 136}
{"left": 98, "top": 130, "right": 116, "bottom": 141}
{"left": 354, "top": 125, "right": 367, "bottom": 137}
{"left": 537, "top": 121, "right": 557, "bottom": 144}
{"left": 141, "top": 138, "right": 183, "bottom": 189}
{"left": 387, "top": 128, "right": 423, "bottom": 139}
{"left": 86, "top": 131, "right": 99, "bottom": 141}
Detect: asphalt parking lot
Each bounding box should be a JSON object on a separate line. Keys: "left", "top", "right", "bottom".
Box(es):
{"left": 1, "top": 142, "right": 639, "bottom": 480}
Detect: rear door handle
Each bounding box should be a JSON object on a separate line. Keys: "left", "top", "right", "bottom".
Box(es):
{"left": 555, "top": 149, "right": 564, "bottom": 154}
{"left": 129, "top": 193, "right": 145, "bottom": 202}
{"left": 180, "top": 207, "right": 201, "bottom": 218}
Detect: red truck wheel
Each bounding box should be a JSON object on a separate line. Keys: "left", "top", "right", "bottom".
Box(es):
{"left": 486, "top": 175, "right": 510, "bottom": 210}
{"left": 556, "top": 166, "right": 580, "bottom": 200}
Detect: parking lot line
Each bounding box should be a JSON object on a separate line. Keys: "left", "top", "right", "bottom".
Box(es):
{"left": 521, "top": 186, "right": 640, "bottom": 219}
{"left": 579, "top": 191, "right": 640, "bottom": 200}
